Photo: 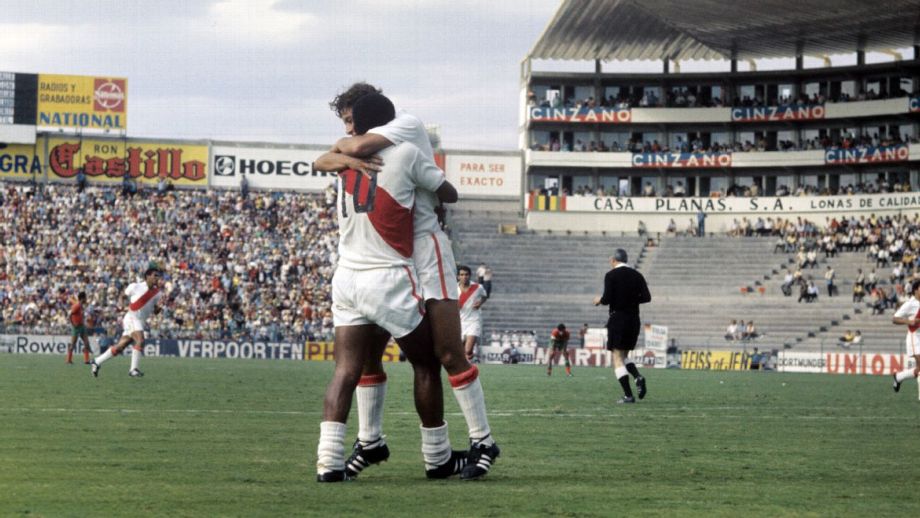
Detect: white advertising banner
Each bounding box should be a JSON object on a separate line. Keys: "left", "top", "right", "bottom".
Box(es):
{"left": 563, "top": 191, "right": 920, "bottom": 215}
{"left": 643, "top": 324, "right": 668, "bottom": 351}
{"left": 777, "top": 350, "right": 916, "bottom": 375}
{"left": 1, "top": 333, "right": 155, "bottom": 356}
{"left": 210, "top": 145, "right": 337, "bottom": 192}
{"left": 444, "top": 152, "right": 521, "bottom": 198}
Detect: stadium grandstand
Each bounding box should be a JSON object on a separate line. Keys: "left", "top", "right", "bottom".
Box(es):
{"left": 459, "top": 0, "right": 920, "bottom": 364}
{"left": 3, "top": 0, "right": 920, "bottom": 370}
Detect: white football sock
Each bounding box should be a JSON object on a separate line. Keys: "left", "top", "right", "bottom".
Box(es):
{"left": 420, "top": 422, "right": 451, "bottom": 470}
{"left": 130, "top": 346, "right": 141, "bottom": 371}
{"left": 95, "top": 347, "right": 114, "bottom": 365}
{"left": 317, "top": 421, "right": 347, "bottom": 474}
{"left": 356, "top": 376, "right": 387, "bottom": 444}
{"left": 450, "top": 371, "right": 493, "bottom": 446}
{"left": 895, "top": 368, "right": 915, "bottom": 383}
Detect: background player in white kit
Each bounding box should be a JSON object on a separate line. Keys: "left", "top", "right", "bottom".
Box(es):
{"left": 457, "top": 265, "right": 488, "bottom": 362}
{"left": 315, "top": 83, "right": 500, "bottom": 481}
{"left": 891, "top": 279, "right": 920, "bottom": 399}
{"left": 91, "top": 265, "right": 164, "bottom": 378}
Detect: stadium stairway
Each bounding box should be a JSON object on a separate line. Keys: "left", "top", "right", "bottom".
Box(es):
{"left": 775, "top": 248, "right": 906, "bottom": 353}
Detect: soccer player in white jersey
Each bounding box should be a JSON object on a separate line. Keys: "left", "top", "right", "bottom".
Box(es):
{"left": 315, "top": 93, "right": 467, "bottom": 482}
{"left": 891, "top": 279, "right": 920, "bottom": 399}
{"left": 315, "top": 83, "right": 500, "bottom": 481}
{"left": 457, "top": 265, "right": 488, "bottom": 361}
{"left": 90, "top": 265, "right": 164, "bottom": 378}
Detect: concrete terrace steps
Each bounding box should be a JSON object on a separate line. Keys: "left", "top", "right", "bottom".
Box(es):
{"left": 444, "top": 208, "right": 899, "bottom": 352}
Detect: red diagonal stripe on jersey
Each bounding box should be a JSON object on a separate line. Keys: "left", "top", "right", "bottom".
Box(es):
{"left": 129, "top": 287, "right": 160, "bottom": 312}
{"left": 342, "top": 170, "right": 414, "bottom": 258}
{"left": 458, "top": 283, "right": 480, "bottom": 309}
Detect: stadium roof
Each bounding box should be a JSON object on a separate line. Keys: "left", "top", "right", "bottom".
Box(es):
{"left": 527, "top": 0, "right": 920, "bottom": 62}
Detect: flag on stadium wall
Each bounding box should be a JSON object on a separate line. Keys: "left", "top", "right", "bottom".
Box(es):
{"left": 528, "top": 193, "right": 566, "bottom": 211}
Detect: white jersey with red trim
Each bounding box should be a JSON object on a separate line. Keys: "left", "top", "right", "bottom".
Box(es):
{"left": 336, "top": 142, "right": 445, "bottom": 270}
{"left": 124, "top": 281, "right": 163, "bottom": 325}
{"left": 458, "top": 282, "right": 487, "bottom": 327}
{"left": 368, "top": 111, "right": 442, "bottom": 238}
{"left": 894, "top": 296, "right": 920, "bottom": 354}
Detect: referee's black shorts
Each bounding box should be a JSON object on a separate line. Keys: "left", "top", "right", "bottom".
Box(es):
{"left": 606, "top": 312, "right": 640, "bottom": 351}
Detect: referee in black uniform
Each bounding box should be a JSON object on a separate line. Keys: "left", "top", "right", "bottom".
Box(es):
{"left": 593, "top": 248, "right": 652, "bottom": 404}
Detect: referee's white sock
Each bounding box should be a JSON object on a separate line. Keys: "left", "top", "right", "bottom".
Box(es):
{"left": 625, "top": 361, "right": 642, "bottom": 379}
{"left": 449, "top": 366, "right": 494, "bottom": 446}
{"left": 356, "top": 373, "right": 387, "bottom": 445}
{"left": 420, "top": 422, "right": 451, "bottom": 470}
{"left": 317, "top": 421, "right": 347, "bottom": 474}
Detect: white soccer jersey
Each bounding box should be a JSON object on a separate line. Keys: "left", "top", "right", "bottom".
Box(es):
{"left": 894, "top": 296, "right": 920, "bottom": 355}
{"left": 336, "top": 142, "right": 445, "bottom": 270}
{"left": 368, "top": 111, "right": 442, "bottom": 238}
{"left": 124, "top": 281, "right": 163, "bottom": 325}
{"left": 458, "top": 282, "right": 487, "bottom": 332}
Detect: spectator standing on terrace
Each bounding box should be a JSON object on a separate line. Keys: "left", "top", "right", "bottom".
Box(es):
{"left": 593, "top": 248, "right": 651, "bottom": 404}
{"left": 824, "top": 266, "right": 836, "bottom": 297}
{"left": 696, "top": 210, "right": 706, "bottom": 238}
{"left": 579, "top": 323, "right": 589, "bottom": 348}
{"left": 240, "top": 175, "right": 249, "bottom": 200}
{"left": 891, "top": 280, "right": 920, "bottom": 399}
{"left": 481, "top": 263, "right": 493, "bottom": 297}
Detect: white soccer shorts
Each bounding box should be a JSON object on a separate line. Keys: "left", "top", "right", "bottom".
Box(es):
{"left": 332, "top": 265, "right": 425, "bottom": 339}
{"left": 121, "top": 313, "right": 145, "bottom": 336}
{"left": 906, "top": 332, "right": 920, "bottom": 356}
{"left": 461, "top": 317, "right": 482, "bottom": 340}
{"left": 414, "top": 231, "right": 459, "bottom": 301}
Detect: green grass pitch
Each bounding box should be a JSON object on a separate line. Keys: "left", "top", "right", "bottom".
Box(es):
{"left": 1, "top": 355, "right": 919, "bottom": 517}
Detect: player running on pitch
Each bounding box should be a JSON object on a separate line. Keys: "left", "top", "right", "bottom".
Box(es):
{"left": 892, "top": 279, "right": 920, "bottom": 400}
{"left": 90, "top": 264, "right": 164, "bottom": 378}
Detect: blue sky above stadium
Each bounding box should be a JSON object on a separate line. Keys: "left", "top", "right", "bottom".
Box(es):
{"left": 0, "top": 0, "right": 560, "bottom": 149}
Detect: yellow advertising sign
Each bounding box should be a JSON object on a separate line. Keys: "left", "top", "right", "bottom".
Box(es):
{"left": 681, "top": 350, "right": 751, "bottom": 371}
{"left": 37, "top": 73, "right": 127, "bottom": 130}
{"left": 304, "top": 341, "right": 403, "bottom": 362}
{"left": 46, "top": 137, "right": 208, "bottom": 186}
{"left": 0, "top": 143, "right": 42, "bottom": 180}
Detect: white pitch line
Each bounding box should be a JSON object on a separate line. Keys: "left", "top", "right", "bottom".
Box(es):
{"left": 0, "top": 407, "right": 915, "bottom": 420}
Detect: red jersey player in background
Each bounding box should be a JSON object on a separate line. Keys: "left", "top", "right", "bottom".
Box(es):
{"left": 547, "top": 323, "right": 573, "bottom": 377}
{"left": 67, "top": 291, "right": 92, "bottom": 364}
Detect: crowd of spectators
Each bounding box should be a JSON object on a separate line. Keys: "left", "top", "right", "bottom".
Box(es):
{"left": 559, "top": 175, "right": 912, "bottom": 199}
{"left": 0, "top": 181, "right": 339, "bottom": 343}
{"left": 723, "top": 319, "right": 760, "bottom": 341}
{"left": 772, "top": 212, "right": 920, "bottom": 316}
{"left": 531, "top": 131, "right": 917, "bottom": 154}
{"left": 529, "top": 86, "right": 915, "bottom": 113}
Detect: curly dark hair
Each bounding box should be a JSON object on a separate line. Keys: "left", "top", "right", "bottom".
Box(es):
{"left": 329, "top": 82, "right": 381, "bottom": 118}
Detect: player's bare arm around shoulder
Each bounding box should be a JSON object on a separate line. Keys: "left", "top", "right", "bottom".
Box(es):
{"left": 333, "top": 133, "right": 393, "bottom": 158}
{"left": 314, "top": 150, "right": 384, "bottom": 176}
{"left": 892, "top": 315, "right": 917, "bottom": 326}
